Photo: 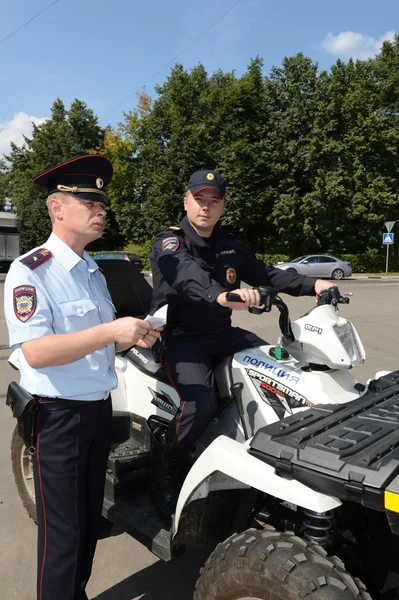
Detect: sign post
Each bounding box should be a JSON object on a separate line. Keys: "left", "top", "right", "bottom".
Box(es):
{"left": 384, "top": 221, "right": 396, "bottom": 274}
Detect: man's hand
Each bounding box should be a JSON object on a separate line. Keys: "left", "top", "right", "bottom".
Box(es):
{"left": 137, "top": 327, "right": 163, "bottom": 349}
{"left": 111, "top": 317, "right": 152, "bottom": 349}
{"left": 216, "top": 288, "right": 261, "bottom": 311}
{"left": 314, "top": 280, "right": 338, "bottom": 296}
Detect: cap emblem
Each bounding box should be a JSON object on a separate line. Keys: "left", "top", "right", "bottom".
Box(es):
{"left": 96, "top": 178, "right": 104, "bottom": 189}
{"left": 206, "top": 173, "right": 215, "bottom": 181}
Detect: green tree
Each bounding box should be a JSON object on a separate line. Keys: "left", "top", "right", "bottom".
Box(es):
{"left": 372, "top": 35, "right": 399, "bottom": 266}
{"left": 6, "top": 98, "right": 107, "bottom": 250}
{"left": 137, "top": 63, "right": 218, "bottom": 237}
{"left": 323, "top": 57, "right": 399, "bottom": 253}
{"left": 268, "top": 53, "right": 399, "bottom": 256}
{"left": 266, "top": 53, "right": 332, "bottom": 255}
{"left": 214, "top": 58, "right": 273, "bottom": 251}
{"left": 114, "top": 59, "right": 275, "bottom": 249}
{"left": 101, "top": 93, "right": 153, "bottom": 244}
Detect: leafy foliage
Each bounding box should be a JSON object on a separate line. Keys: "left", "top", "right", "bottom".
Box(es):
{"left": 4, "top": 99, "right": 106, "bottom": 250}
{"left": 4, "top": 37, "right": 399, "bottom": 266}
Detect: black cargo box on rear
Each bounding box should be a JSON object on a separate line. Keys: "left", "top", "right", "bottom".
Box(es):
{"left": 250, "top": 371, "right": 399, "bottom": 511}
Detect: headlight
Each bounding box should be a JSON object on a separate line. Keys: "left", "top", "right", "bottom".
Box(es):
{"left": 333, "top": 323, "right": 363, "bottom": 366}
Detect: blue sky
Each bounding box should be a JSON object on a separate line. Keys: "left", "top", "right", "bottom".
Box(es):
{"left": 0, "top": 0, "right": 397, "bottom": 156}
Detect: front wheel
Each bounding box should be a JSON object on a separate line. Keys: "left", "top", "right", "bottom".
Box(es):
{"left": 11, "top": 426, "right": 37, "bottom": 523}
{"left": 287, "top": 268, "right": 297, "bottom": 273}
{"left": 331, "top": 268, "right": 344, "bottom": 280}
{"left": 194, "top": 529, "right": 371, "bottom": 600}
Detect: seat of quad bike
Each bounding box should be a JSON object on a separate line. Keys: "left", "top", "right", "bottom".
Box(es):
{"left": 126, "top": 349, "right": 234, "bottom": 401}
{"left": 126, "top": 346, "right": 170, "bottom": 384}
{"left": 95, "top": 259, "right": 152, "bottom": 318}
{"left": 214, "top": 356, "right": 234, "bottom": 402}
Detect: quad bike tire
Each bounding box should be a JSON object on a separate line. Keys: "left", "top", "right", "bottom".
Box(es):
{"left": 194, "top": 528, "right": 371, "bottom": 600}
{"left": 11, "top": 426, "right": 37, "bottom": 523}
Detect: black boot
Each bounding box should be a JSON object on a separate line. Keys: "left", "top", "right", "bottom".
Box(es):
{"left": 151, "top": 456, "right": 184, "bottom": 525}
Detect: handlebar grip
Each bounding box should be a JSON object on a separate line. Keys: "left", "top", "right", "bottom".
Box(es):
{"left": 225, "top": 292, "right": 244, "bottom": 303}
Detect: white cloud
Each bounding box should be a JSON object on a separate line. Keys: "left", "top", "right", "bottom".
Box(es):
{"left": 0, "top": 112, "right": 47, "bottom": 158}
{"left": 321, "top": 30, "right": 396, "bottom": 61}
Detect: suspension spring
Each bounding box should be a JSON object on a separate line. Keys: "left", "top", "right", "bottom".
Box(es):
{"left": 303, "top": 509, "right": 334, "bottom": 547}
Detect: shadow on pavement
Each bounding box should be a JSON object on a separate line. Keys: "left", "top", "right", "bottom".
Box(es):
{"left": 93, "top": 543, "right": 215, "bottom": 600}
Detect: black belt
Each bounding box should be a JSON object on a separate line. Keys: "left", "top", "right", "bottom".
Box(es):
{"left": 35, "top": 396, "right": 108, "bottom": 409}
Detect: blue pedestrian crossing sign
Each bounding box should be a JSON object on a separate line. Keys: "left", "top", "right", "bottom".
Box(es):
{"left": 383, "top": 232, "right": 394, "bottom": 244}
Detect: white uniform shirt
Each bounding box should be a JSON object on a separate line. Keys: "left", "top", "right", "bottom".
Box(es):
{"left": 4, "top": 233, "right": 117, "bottom": 400}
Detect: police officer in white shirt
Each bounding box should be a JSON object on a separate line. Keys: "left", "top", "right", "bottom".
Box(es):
{"left": 4, "top": 154, "right": 160, "bottom": 600}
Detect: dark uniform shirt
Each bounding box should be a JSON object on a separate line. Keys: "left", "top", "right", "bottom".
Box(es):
{"left": 150, "top": 216, "right": 317, "bottom": 335}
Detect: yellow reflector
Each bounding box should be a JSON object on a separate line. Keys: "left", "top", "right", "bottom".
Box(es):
{"left": 385, "top": 491, "right": 399, "bottom": 513}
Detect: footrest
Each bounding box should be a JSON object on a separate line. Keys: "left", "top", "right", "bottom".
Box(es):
{"left": 108, "top": 437, "right": 150, "bottom": 479}
{"left": 102, "top": 495, "right": 172, "bottom": 561}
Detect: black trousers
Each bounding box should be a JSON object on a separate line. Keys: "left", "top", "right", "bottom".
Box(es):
{"left": 163, "top": 327, "right": 265, "bottom": 462}
{"left": 32, "top": 396, "right": 112, "bottom": 600}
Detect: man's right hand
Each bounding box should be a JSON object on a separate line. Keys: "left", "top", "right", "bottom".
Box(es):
{"left": 216, "top": 288, "right": 261, "bottom": 310}
{"left": 110, "top": 317, "right": 152, "bottom": 348}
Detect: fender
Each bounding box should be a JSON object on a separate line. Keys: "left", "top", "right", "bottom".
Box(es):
{"left": 173, "top": 435, "right": 341, "bottom": 534}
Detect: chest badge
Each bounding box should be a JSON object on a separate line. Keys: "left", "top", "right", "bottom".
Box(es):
{"left": 162, "top": 237, "right": 180, "bottom": 252}
{"left": 13, "top": 285, "right": 37, "bottom": 322}
{"left": 226, "top": 267, "right": 237, "bottom": 284}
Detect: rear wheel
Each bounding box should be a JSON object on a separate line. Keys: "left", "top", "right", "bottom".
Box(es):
{"left": 331, "top": 268, "right": 344, "bottom": 280}
{"left": 194, "top": 529, "right": 371, "bottom": 600}
{"left": 11, "top": 426, "right": 37, "bottom": 523}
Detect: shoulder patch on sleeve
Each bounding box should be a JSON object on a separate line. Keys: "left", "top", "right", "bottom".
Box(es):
{"left": 162, "top": 236, "right": 180, "bottom": 252}
{"left": 20, "top": 248, "right": 52, "bottom": 270}
{"left": 13, "top": 285, "right": 37, "bottom": 322}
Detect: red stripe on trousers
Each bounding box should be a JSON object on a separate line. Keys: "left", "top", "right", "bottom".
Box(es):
{"left": 36, "top": 410, "right": 48, "bottom": 600}
{"left": 163, "top": 355, "right": 186, "bottom": 453}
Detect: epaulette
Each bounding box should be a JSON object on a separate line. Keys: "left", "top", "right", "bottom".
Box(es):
{"left": 168, "top": 226, "right": 181, "bottom": 231}
{"left": 20, "top": 248, "right": 52, "bottom": 270}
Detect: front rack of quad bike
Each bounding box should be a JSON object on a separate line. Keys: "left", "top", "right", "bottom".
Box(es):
{"left": 249, "top": 369, "right": 399, "bottom": 533}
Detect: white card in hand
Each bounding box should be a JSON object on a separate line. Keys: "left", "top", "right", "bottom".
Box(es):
{"left": 145, "top": 304, "right": 168, "bottom": 329}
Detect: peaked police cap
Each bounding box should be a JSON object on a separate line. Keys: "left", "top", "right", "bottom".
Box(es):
{"left": 32, "top": 154, "right": 114, "bottom": 206}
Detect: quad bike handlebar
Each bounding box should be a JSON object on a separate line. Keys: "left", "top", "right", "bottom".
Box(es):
{"left": 225, "top": 285, "right": 350, "bottom": 343}
{"left": 316, "top": 287, "right": 350, "bottom": 307}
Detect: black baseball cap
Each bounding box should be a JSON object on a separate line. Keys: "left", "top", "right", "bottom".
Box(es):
{"left": 188, "top": 169, "right": 226, "bottom": 199}
{"left": 32, "top": 154, "right": 114, "bottom": 206}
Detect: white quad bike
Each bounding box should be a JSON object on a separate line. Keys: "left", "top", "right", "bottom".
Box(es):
{"left": 8, "top": 261, "right": 399, "bottom": 600}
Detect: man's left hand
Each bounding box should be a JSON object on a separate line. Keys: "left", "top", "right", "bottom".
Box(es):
{"left": 314, "top": 280, "right": 338, "bottom": 296}
{"left": 136, "top": 326, "right": 163, "bottom": 349}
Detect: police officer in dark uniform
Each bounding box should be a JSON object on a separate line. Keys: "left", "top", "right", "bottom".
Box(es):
{"left": 4, "top": 155, "right": 160, "bottom": 600}
{"left": 150, "top": 169, "right": 337, "bottom": 522}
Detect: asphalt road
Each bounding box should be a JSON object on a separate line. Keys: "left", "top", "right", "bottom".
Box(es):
{"left": 0, "top": 275, "right": 398, "bottom": 599}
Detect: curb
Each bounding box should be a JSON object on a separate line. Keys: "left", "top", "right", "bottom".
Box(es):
{"left": 141, "top": 271, "right": 399, "bottom": 281}
{"left": 352, "top": 275, "right": 399, "bottom": 280}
